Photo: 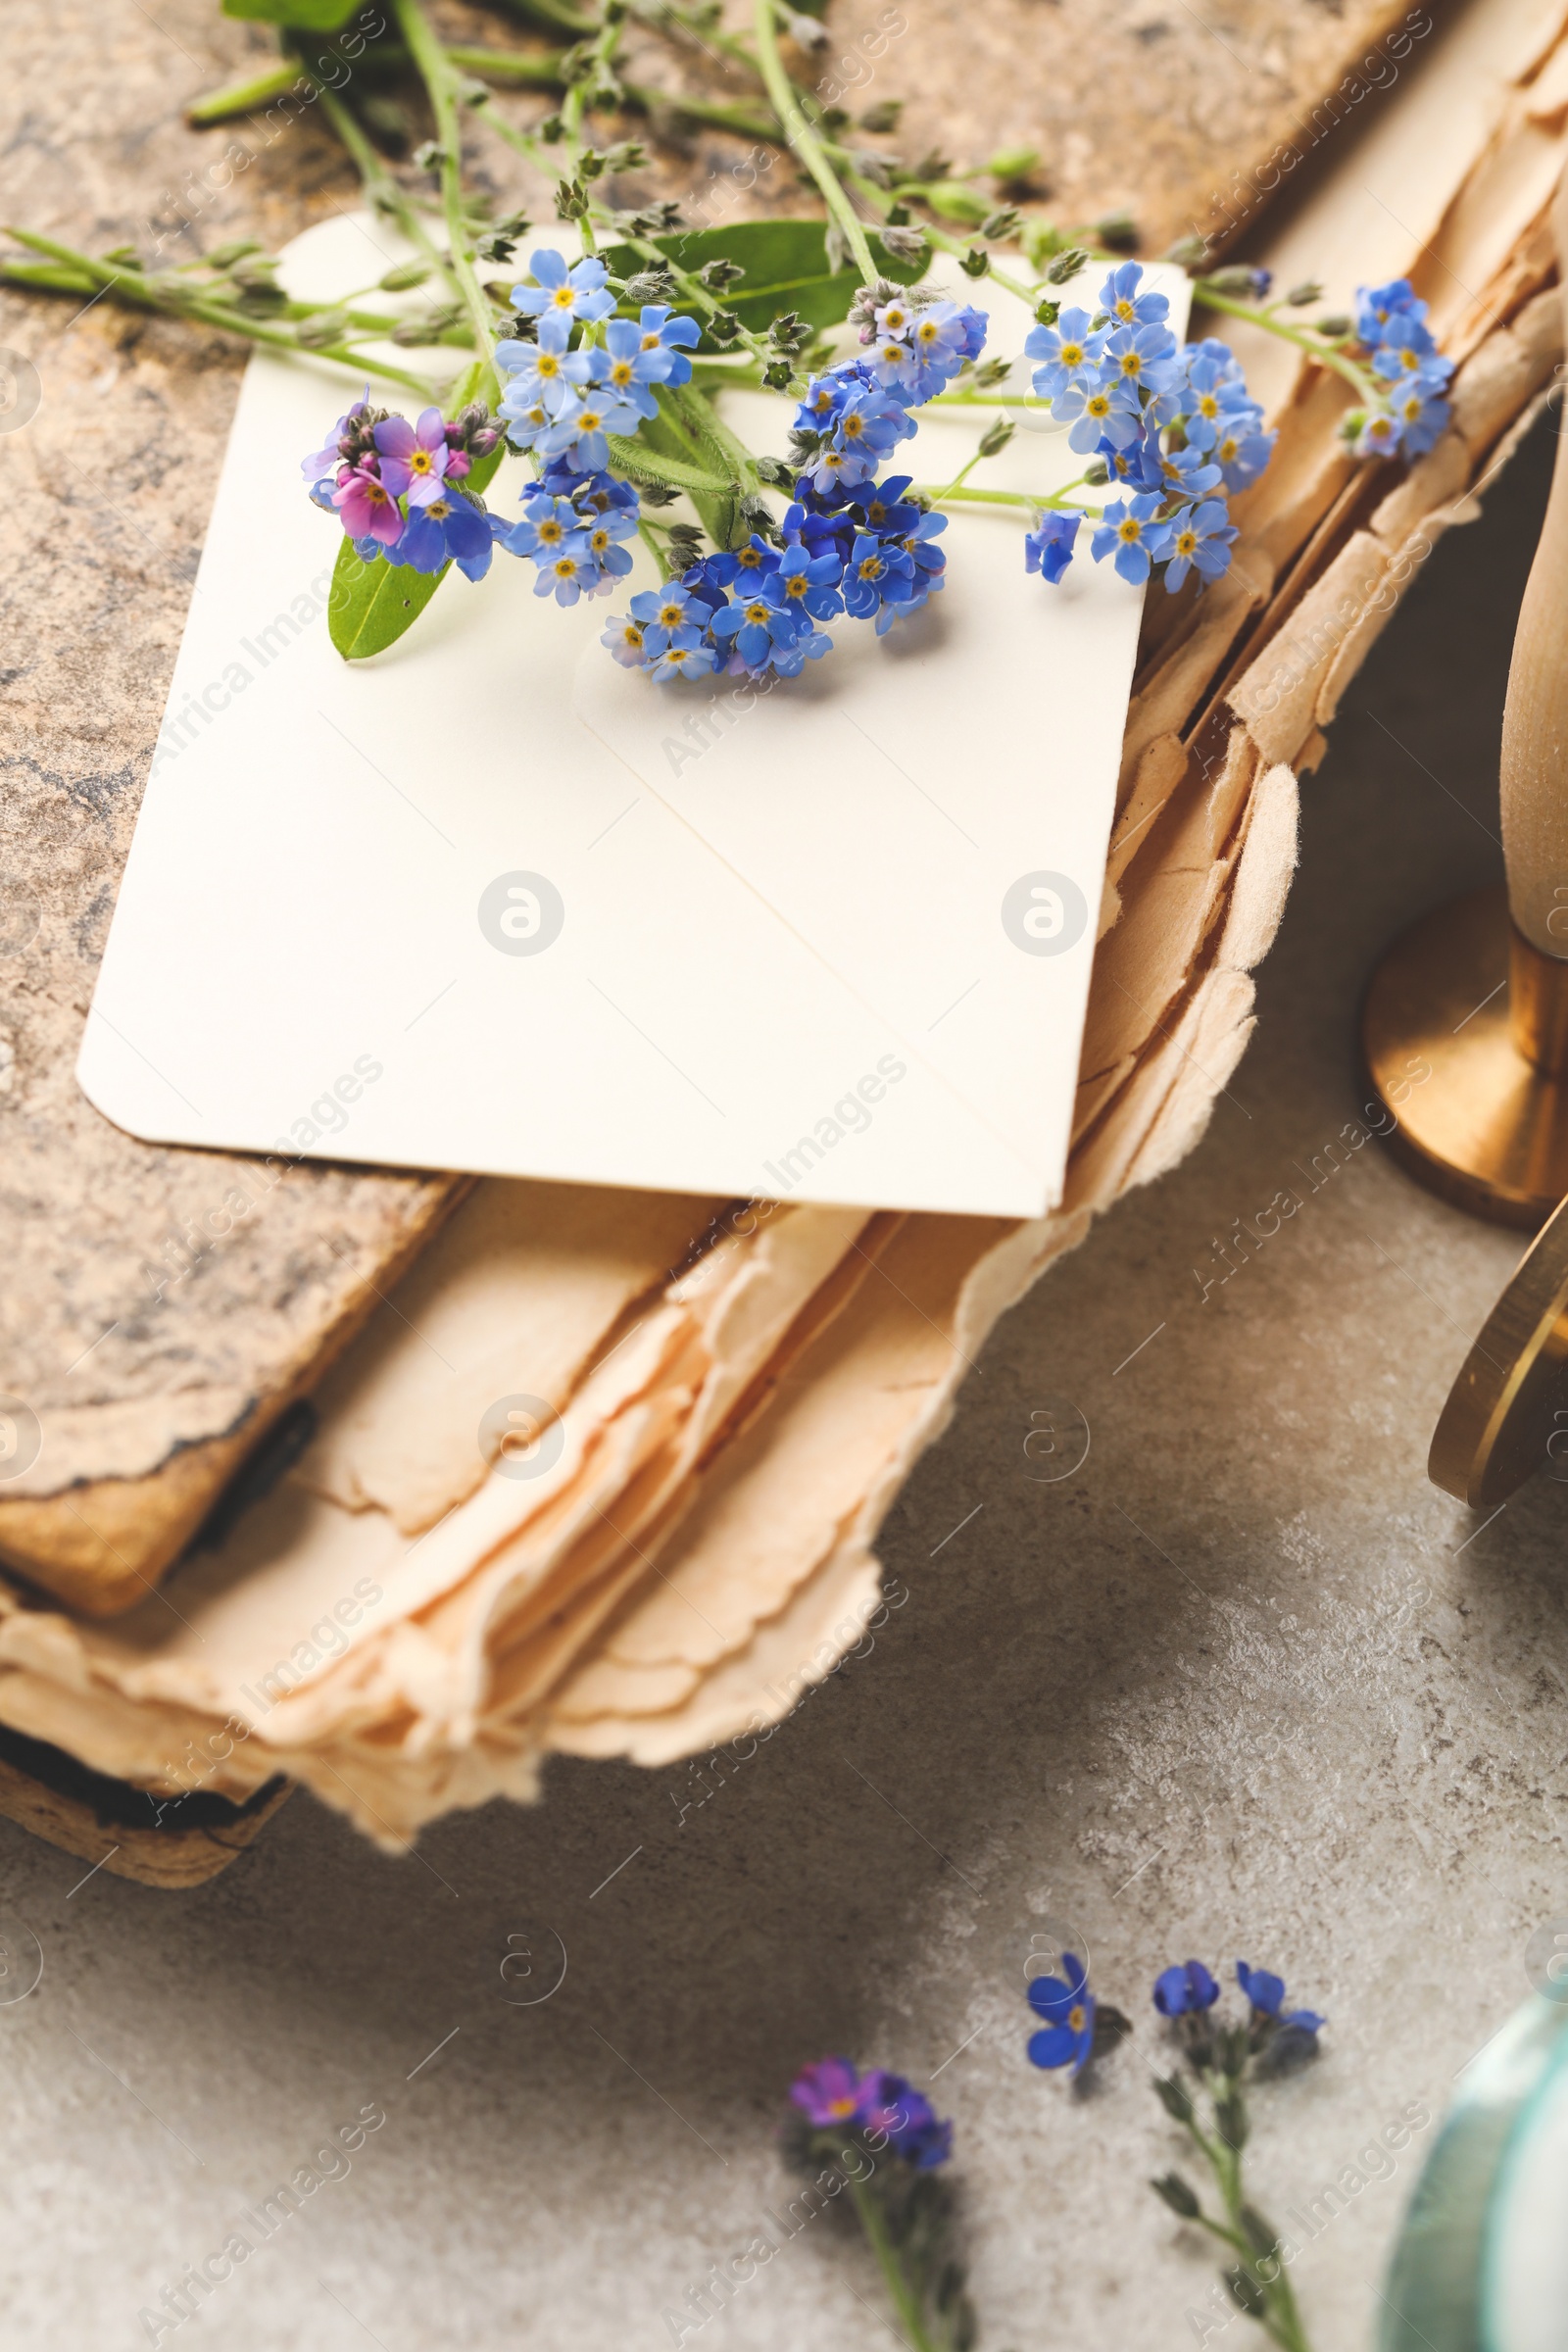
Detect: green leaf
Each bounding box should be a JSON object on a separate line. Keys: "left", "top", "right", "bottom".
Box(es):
{"left": 222, "top": 0, "right": 365, "bottom": 27}
{"left": 604, "top": 219, "right": 922, "bottom": 346}
{"left": 329, "top": 365, "right": 504, "bottom": 662}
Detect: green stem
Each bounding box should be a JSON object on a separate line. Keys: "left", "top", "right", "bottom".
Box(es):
{"left": 751, "top": 0, "right": 876, "bottom": 285}
{"left": 495, "top": 0, "right": 594, "bottom": 32}
{"left": 444, "top": 43, "right": 564, "bottom": 86}
{"left": 311, "top": 75, "right": 454, "bottom": 294}
{"left": 627, "top": 0, "right": 765, "bottom": 85}
{"left": 390, "top": 0, "right": 496, "bottom": 356}
{"left": 1193, "top": 281, "right": 1374, "bottom": 399}
{"left": 846, "top": 2176, "right": 942, "bottom": 2352}
{"left": 637, "top": 517, "right": 676, "bottom": 580}
{"left": 0, "top": 226, "right": 435, "bottom": 388}
{"left": 186, "top": 60, "right": 301, "bottom": 124}
{"left": 917, "top": 483, "right": 1100, "bottom": 516}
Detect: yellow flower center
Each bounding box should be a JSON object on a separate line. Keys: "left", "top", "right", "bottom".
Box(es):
{"left": 1176, "top": 530, "right": 1197, "bottom": 556}
{"left": 552, "top": 286, "right": 575, "bottom": 309}
{"left": 1060, "top": 341, "right": 1083, "bottom": 367}
{"left": 1068, "top": 2002, "right": 1088, "bottom": 2032}
{"left": 786, "top": 574, "right": 808, "bottom": 596}
{"left": 1117, "top": 517, "right": 1141, "bottom": 542}
{"left": 554, "top": 558, "right": 576, "bottom": 576}
{"left": 659, "top": 603, "right": 684, "bottom": 626}
{"left": 409, "top": 449, "right": 433, "bottom": 473}
{"left": 858, "top": 555, "right": 883, "bottom": 578}
{"left": 738, "top": 547, "right": 762, "bottom": 566}
{"left": 539, "top": 520, "right": 563, "bottom": 545}
{"left": 1120, "top": 352, "right": 1143, "bottom": 378}
{"left": 745, "top": 601, "right": 768, "bottom": 623}
{"left": 842, "top": 412, "right": 864, "bottom": 437}
{"left": 1198, "top": 393, "right": 1218, "bottom": 418}
{"left": 538, "top": 353, "right": 560, "bottom": 377}
{"left": 610, "top": 361, "right": 632, "bottom": 385}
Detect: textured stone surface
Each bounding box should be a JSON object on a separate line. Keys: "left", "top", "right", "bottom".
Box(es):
{"left": 0, "top": 349, "right": 1557, "bottom": 2352}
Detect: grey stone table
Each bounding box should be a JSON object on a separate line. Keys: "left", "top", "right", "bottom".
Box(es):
{"left": 3, "top": 421, "right": 1563, "bottom": 2352}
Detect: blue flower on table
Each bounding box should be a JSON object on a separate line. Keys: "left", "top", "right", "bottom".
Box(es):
{"left": 1025, "top": 509, "right": 1080, "bottom": 584}
{"left": 1101, "top": 427, "right": 1166, "bottom": 493}
{"left": 499, "top": 493, "right": 588, "bottom": 566}
{"left": 578, "top": 508, "right": 637, "bottom": 583}
{"left": 1162, "top": 497, "right": 1237, "bottom": 592}
{"left": 1152, "top": 1960, "right": 1220, "bottom": 2017}
{"left": 512, "top": 248, "right": 616, "bottom": 325}
{"left": 1155, "top": 443, "right": 1224, "bottom": 502}
{"left": 845, "top": 473, "right": 919, "bottom": 535}
{"left": 1354, "top": 277, "right": 1425, "bottom": 348}
{"left": 1237, "top": 1961, "right": 1326, "bottom": 2041}
{"left": 865, "top": 330, "right": 921, "bottom": 391}
{"left": 771, "top": 544, "right": 844, "bottom": 623}
{"left": 1387, "top": 375, "right": 1450, "bottom": 457}
{"left": 1026, "top": 1951, "right": 1098, "bottom": 2074}
{"left": 539, "top": 384, "right": 643, "bottom": 475}
{"left": 645, "top": 623, "right": 716, "bottom": 682}
{"left": 1100, "top": 261, "right": 1171, "bottom": 331}
{"left": 629, "top": 580, "right": 705, "bottom": 636}
{"left": 591, "top": 318, "right": 676, "bottom": 421}
{"left": 710, "top": 586, "right": 805, "bottom": 672}
{"left": 770, "top": 628, "right": 834, "bottom": 676}
{"left": 827, "top": 375, "right": 917, "bottom": 469}
{"left": 388, "top": 488, "right": 495, "bottom": 580}
{"left": 794, "top": 372, "right": 852, "bottom": 435}
{"left": 494, "top": 314, "right": 591, "bottom": 418}
{"left": 1180, "top": 353, "right": 1255, "bottom": 452}
{"left": 858, "top": 2070, "right": 954, "bottom": 2169}
{"left": 602, "top": 613, "right": 651, "bottom": 667}
{"left": 1352, "top": 409, "right": 1402, "bottom": 461}
{"left": 842, "top": 530, "right": 916, "bottom": 620}
{"left": 499, "top": 392, "right": 554, "bottom": 454}
{"left": 564, "top": 466, "right": 641, "bottom": 521}
{"left": 532, "top": 545, "right": 605, "bottom": 605}
{"left": 1091, "top": 493, "right": 1174, "bottom": 584}
{"left": 1062, "top": 373, "right": 1144, "bottom": 454}
{"left": 903, "top": 300, "right": 987, "bottom": 398}
{"left": 1102, "top": 322, "right": 1182, "bottom": 407}
{"left": 893, "top": 507, "right": 947, "bottom": 592}
{"left": 1212, "top": 421, "right": 1277, "bottom": 492}
{"left": 801, "top": 443, "right": 874, "bottom": 498}
{"left": 1369, "top": 316, "right": 1452, "bottom": 389}
{"left": 703, "top": 534, "right": 779, "bottom": 589}
{"left": 1025, "top": 306, "right": 1105, "bottom": 405}
{"left": 633, "top": 303, "right": 701, "bottom": 386}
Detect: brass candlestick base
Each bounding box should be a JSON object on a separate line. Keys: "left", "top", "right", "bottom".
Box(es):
{"left": 1362, "top": 884, "right": 1568, "bottom": 1230}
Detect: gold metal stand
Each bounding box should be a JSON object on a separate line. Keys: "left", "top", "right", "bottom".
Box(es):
{"left": 1429, "top": 1191, "right": 1568, "bottom": 1505}
{"left": 1363, "top": 885, "right": 1568, "bottom": 1231}
{"left": 1365, "top": 892, "right": 1568, "bottom": 1507}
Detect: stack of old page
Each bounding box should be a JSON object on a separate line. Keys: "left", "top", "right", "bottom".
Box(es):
{"left": 3, "top": 0, "right": 1565, "bottom": 1846}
